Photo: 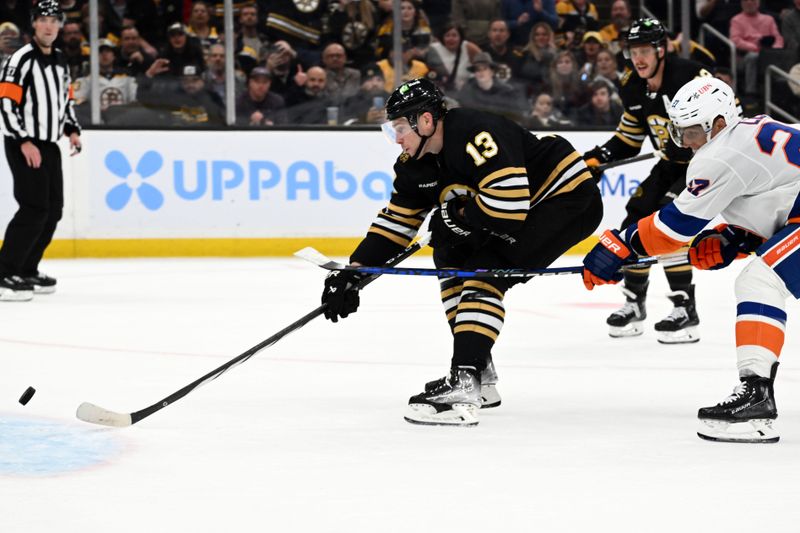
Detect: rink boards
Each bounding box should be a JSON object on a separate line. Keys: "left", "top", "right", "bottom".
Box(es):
{"left": 0, "top": 129, "right": 653, "bottom": 257}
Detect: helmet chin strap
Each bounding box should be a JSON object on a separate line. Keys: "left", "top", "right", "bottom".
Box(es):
{"left": 645, "top": 46, "right": 664, "bottom": 80}
{"left": 411, "top": 115, "right": 439, "bottom": 159}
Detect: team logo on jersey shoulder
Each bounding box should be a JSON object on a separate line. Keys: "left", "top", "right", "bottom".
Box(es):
{"left": 687, "top": 178, "right": 710, "bottom": 196}
{"left": 398, "top": 152, "right": 410, "bottom": 163}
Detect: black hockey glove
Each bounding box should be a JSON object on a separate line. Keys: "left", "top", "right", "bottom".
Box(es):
{"left": 322, "top": 270, "right": 363, "bottom": 323}
{"left": 583, "top": 145, "right": 612, "bottom": 182}
{"left": 428, "top": 197, "right": 480, "bottom": 249}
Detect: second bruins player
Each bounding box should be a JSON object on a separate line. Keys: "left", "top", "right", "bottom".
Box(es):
{"left": 583, "top": 17, "right": 726, "bottom": 344}
{"left": 320, "top": 78, "right": 602, "bottom": 426}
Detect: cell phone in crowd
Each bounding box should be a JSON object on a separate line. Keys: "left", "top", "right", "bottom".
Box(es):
{"left": 373, "top": 96, "right": 384, "bottom": 109}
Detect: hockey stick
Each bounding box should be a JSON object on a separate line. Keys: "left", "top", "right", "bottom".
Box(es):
{"left": 294, "top": 246, "right": 688, "bottom": 279}
{"left": 75, "top": 236, "right": 430, "bottom": 427}
{"left": 596, "top": 151, "right": 659, "bottom": 172}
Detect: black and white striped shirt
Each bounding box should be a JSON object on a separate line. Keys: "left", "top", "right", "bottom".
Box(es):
{"left": 0, "top": 42, "right": 80, "bottom": 143}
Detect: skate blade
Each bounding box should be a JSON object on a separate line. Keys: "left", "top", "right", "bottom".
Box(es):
{"left": 480, "top": 384, "right": 502, "bottom": 409}
{"left": 0, "top": 288, "right": 33, "bottom": 301}
{"left": 404, "top": 403, "right": 479, "bottom": 426}
{"left": 697, "top": 418, "right": 779, "bottom": 443}
{"left": 608, "top": 321, "right": 644, "bottom": 338}
{"left": 657, "top": 326, "right": 700, "bottom": 344}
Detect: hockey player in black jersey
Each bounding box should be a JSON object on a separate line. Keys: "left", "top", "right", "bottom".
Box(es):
{"left": 583, "top": 17, "right": 723, "bottom": 344}
{"left": 321, "top": 78, "right": 603, "bottom": 426}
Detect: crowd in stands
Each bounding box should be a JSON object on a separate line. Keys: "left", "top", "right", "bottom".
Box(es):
{"left": 0, "top": 0, "right": 798, "bottom": 128}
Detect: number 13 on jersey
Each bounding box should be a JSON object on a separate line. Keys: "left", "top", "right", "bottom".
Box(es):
{"left": 465, "top": 132, "right": 499, "bottom": 166}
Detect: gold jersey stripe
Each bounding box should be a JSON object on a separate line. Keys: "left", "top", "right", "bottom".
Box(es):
{"left": 614, "top": 132, "right": 643, "bottom": 148}
{"left": 386, "top": 202, "right": 428, "bottom": 217}
{"left": 458, "top": 301, "right": 506, "bottom": 319}
{"left": 549, "top": 170, "right": 593, "bottom": 197}
{"left": 480, "top": 187, "right": 530, "bottom": 199}
{"left": 530, "top": 151, "right": 581, "bottom": 204}
{"left": 463, "top": 280, "right": 505, "bottom": 299}
{"left": 367, "top": 226, "right": 412, "bottom": 247}
{"left": 618, "top": 123, "right": 645, "bottom": 134}
{"left": 454, "top": 323, "right": 499, "bottom": 341}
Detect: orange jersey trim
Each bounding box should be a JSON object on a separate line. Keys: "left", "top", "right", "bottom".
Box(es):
{"left": 637, "top": 213, "right": 688, "bottom": 256}
{"left": 761, "top": 226, "right": 800, "bottom": 267}
{"left": 0, "top": 82, "right": 22, "bottom": 104}
{"left": 736, "top": 320, "right": 785, "bottom": 357}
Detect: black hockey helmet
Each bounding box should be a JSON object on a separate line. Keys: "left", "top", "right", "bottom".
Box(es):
{"left": 624, "top": 17, "right": 667, "bottom": 54}
{"left": 386, "top": 78, "right": 447, "bottom": 132}
{"left": 32, "top": 0, "right": 64, "bottom": 21}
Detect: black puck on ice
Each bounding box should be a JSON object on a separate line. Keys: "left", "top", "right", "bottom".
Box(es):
{"left": 19, "top": 386, "right": 35, "bottom": 405}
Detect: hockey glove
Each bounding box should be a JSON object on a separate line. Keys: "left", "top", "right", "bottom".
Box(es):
{"left": 583, "top": 146, "right": 612, "bottom": 182}
{"left": 582, "top": 229, "right": 632, "bottom": 290}
{"left": 689, "top": 224, "right": 757, "bottom": 270}
{"left": 428, "top": 197, "right": 480, "bottom": 249}
{"left": 322, "top": 270, "right": 363, "bottom": 322}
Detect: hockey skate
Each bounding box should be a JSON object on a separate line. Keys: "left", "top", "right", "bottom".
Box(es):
{"left": 654, "top": 287, "right": 699, "bottom": 344}
{"left": 406, "top": 366, "right": 481, "bottom": 426}
{"left": 697, "top": 364, "right": 779, "bottom": 443}
{"left": 424, "top": 359, "right": 501, "bottom": 409}
{"left": 0, "top": 275, "right": 34, "bottom": 302}
{"left": 21, "top": 272, "right": 56, "bottom": 294}
{"left": 606, "top": 284, "right": 647, "bottom": 338}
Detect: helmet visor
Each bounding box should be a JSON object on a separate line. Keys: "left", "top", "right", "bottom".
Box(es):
{"left": 668, "top": 122, "right": 706, "bottom": 147}
{"left": 381, "top": 117, "right": 414, "bottom": 144}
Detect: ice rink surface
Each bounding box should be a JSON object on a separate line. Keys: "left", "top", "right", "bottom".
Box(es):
{"left": 2, "top": 255, "right": 800, "bottom": 532}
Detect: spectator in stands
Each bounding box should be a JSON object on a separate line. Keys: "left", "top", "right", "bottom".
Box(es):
{"left": 0, "top": 0, "right": 31, "bottom": 37}
{"left": 322, "top": 42, "right": 361, "bottom": 104}
{"left": 0, "top": 22, "right": 23, "bottom": 66}
{"left": 328, "top": 0, "right": 379, "bottom": 66}
{"left": 376, "top": 45, "right": 430, "bottom": 92}
{"left": 483, "top": 18, "right": 523, "bottom": 83}
{"left": 502, "top": 0, "right": 558, "bottom": 46}
{"left": 61, "top": 20, "right": 89, "bottom": 80}
{"left": 575, "top": 31, "right": 605, "bottom": 81}
{"left": 375, "top": 0, "right": 432, "bottom": 60}
{"left": 140, "top": 63, "right": 225, "bottom": 127}
{"left": 236, "top": 45, "right": 259, "bottom": 77}
{"left": 425, "top": 21, "right": 481, "bottom": 92}
{"left": 79, "top": 2, "right": 119, "bottom": 42}
{"left": 598, "top": 0, "right": 631, "bottom": 56}
{"left": 524, "top": 91, "right": 572, "bottom": 128}
{"left": 73, "top": 39, "right": 137, "bottom": 112}
{"left": 236, "top": 2, "right": 269, "bottom": 62}
{"left": 451, "top": 0, "right": 502, "bottom": 48}
{"left": 548, "top": 49, "right": 588, "bottom": 120}
{"left": 575, "top": 79, "right": 623, "bottom": 126}
{"left": 456, "top": 51, "right": 527, "bottom": 122}
{"left": 697, "top": 0, "right": 742, "bottom": 37}
{"left": 122, "top": 0, "right": 160, "bottom": 48}
{"left": 555, "top": 0, "right": 600, "bottom": 49}
{"left": 730, "top": 0, "right": 784, "bottom": 95}
{"left": 236, "top": 66, "right": 287, "bottom": 126}
{"left": 265, "top": 39, "right": 304, "bottom": 98}
{"left": 187, "top": 0, "right": 220, "bottom": 49}
{"left": 204, "top": 43, "right": 244, "bottom": 102}
{"left": 594, "top": 48, "right": 621, "bottom": 91}
{"left": 265, "top": 0, "right": 327, "bottom": 61}
{"left": 161, "top": 22, "right": 206, "bottom": 77}
{"left": 286, "top": 66, "right": 336, "bottom": 124}
{"left": 116, "top": 25, "right": 155, "bottom": 77}
{"left": 517, "top": 21, "right": 557, "bottom": 96}
{"left": 341, "top": 63, "right": 391, "bottom": 125}
{"left": 781, "top": 0, "right": 800, "bottom": 56}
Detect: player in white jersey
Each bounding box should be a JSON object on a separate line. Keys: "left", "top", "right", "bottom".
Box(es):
{"left": 582, "top": 76, "right": 800, "bottom": 443}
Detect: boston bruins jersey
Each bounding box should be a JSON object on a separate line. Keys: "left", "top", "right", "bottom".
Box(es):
{"left": 604, "top": 54, "right": 712, "bottom": 164}
{"left": 351, "top": 108, "right": 593, "bottom": 265}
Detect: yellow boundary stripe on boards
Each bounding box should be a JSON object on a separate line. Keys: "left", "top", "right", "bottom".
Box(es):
{"left": 11, "top": 236, "right": 599, "bottom": 259}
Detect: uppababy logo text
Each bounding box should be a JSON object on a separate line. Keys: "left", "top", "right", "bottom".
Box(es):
{"left": 105, "top": 151, "right": 165, "bottom": 211}
{"left": 102, "top": 150, "right": 393, "bottom": 212}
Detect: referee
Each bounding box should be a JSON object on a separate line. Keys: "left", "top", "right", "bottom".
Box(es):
{"left": 0, "top": 0, "right": 81, "bottom": 302}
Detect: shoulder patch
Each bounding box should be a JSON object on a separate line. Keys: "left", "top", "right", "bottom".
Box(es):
{"left": 620, "top": 68, "right": 632, "bottom": 86}
{"left": 696, "top": 68, "right": 712, "bottom": 78}
{"left": 399, "top": 152, "right": 410, "bottom": 163}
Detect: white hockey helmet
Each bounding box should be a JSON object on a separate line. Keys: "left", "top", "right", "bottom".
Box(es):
{"left": 667, "top": 77, "right": 739, "bottom": 146}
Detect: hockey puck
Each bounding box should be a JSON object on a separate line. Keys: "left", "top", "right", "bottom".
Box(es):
{"left": 18, "top": 386, "right": 36, "bottom": 406}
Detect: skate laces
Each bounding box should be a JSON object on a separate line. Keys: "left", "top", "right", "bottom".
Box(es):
{"left": 720, "top": 382, "right": 748, "bottom": 405}
{"left": 612, "top": 300, "right": 640, "bottom": 318}
{"left": 663, "top": 305, "right": 689, "bottom": 322}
